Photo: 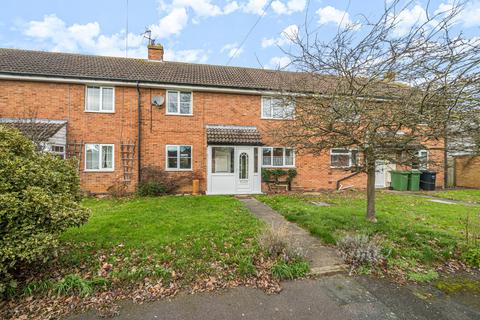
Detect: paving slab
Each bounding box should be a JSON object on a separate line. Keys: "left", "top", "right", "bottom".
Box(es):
{"left": 239, "top": 197, "right": 345, "bottom": 274}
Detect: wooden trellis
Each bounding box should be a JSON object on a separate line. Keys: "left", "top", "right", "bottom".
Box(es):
{"left": 66, "top": 141, "right": 83, "bottom": 170}
{"left": 121, "top": 142, "right": 136, "bottom": 183}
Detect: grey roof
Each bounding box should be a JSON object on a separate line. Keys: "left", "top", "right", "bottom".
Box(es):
{"left": 0, "top": 118, "right": 66, "bottom": 142}
{"left": 0, "top": 48, "right": 342, "bottom": 93}
{"left": 206, "top": 125, "right": 263, "bottom": 146}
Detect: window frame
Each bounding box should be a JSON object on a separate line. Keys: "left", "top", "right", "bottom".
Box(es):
{"left": 416, "top": 149, "right": 429, "bottom": 170}
{"left": 165, "top": 144, "right": 193, "bottom": 171}
{"left": 84, "top": 86, "right": 115, "bottom": 113}
{"left": 49, "top": 144, "right": 66, "bottom": 159}
{"left": 166, "top": 90, "right": 193, "bottom": 116}
{"left": 330, "top": 148, "right": 358, "bottom": 169}
{"left": 84, "top": 143, "right": 115, "bottom": 172}
{"left": 211, "top": 146, "right": 235, "bottom": 174}
{"left": 261, "top": 147, "right": 295, "bottom": 168}
{"left": 261, "top": 96, "right": 295, "bottom": 120}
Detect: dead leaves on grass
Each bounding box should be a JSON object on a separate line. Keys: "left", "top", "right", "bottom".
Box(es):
{"left": 1, "top": 257, "right": 281, "bottom": 319}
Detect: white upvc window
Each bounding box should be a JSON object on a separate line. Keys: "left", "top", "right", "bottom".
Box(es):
{"left": 166, "top": 145, "right": 192, "bottom": 170}
{"left": 330, "top": 148, "right": 358, "bottom": 168}
{"left": 85, "top": 144, "right": 114, "bottom": 171}
{"left": 414, "top": 149, "right": 429, "bottom": 170}
{"left": 261, "top": 96, "right": 295, "bottom": 120}
{"left": 50, "top": 144, "right": 66, "bottom": 159}
{"left": 262, "top": 147, "right": 295, "bottom": 167}
{"left": 166, "top": 91, "right": 193, "bottom": 115}
{"left": 85, "top": 86, "right": 115, "bottom": 112}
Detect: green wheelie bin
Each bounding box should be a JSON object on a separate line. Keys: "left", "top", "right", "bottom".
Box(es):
{"left": 408, "top": 170, "right": 421, "bottom": 191}
{"left": 390, "top": 171, "right": 409, "bottom": 191}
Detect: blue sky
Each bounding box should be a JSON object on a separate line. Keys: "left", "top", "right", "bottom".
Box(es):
{"left": 1, "top": 0, "right": 479, "bottom": 69}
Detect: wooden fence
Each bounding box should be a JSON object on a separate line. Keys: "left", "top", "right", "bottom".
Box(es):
{"left": 455, "top": 155, "right": 480, "bottom": 188}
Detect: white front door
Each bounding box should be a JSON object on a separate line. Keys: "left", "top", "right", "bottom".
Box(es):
{"left": 235, "top": 147, "right": 254, "bottom": 194}
{"left": 207, "top": 146, "right": 261, "bottom": 195}
{"left": 375, "top": 160, "right": 386, "bottom": 188}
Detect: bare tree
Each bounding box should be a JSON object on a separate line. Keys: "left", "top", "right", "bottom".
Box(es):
{"left": 275, "top": 0, "right": 480, "bottom": 221}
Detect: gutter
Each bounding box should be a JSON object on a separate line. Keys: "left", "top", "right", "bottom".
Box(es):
{"left": 137, "top": 81, "right": 142, "bottom": 184}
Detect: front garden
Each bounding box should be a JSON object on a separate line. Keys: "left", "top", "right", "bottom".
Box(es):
{"left": 1, "top": 195, "right": 311, "bottom": 319}
{"left": 257, "top": 191, "right": 480, "bottom": 282}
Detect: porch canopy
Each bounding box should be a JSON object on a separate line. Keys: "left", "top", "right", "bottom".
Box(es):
{"left": 206, "top": 125, "right": 263, "bottom": 146}
{"left": 0, "top": 118, "right": 66, "bottom": 143}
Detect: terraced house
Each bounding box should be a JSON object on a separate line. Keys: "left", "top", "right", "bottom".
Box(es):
{"left": 0, "top": 45, "right": 444, "bottom": 194}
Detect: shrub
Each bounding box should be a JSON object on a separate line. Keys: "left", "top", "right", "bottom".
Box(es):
{"left": 259, "top": 226, "right": 307, "bottom": 262}
{"left": 137, "top": 166, "right": 192, "bottom": 196}
{"left": 337, "top": 235, "right": 383, "bottom": 268}
{"left": 0, "top": 126, "right": 90, "bottom": 297}
{"left": 462, "top": 248, "right": 480, "bottom": 268}
{"left": 107, "top": 178, "right": 129, "bottom": 198}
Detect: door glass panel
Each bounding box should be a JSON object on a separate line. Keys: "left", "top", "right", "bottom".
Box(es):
{"left": 254, "top": 148, "right": 258, "bottom": 173}
{"left": 239, "top": 152, "right": 248, "bottom": 180}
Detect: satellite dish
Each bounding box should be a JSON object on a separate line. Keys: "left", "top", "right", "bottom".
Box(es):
{"left": 152, "top": 96, "right": 164, "bottom": 107}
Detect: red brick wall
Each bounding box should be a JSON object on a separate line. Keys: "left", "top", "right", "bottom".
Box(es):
{"left": 0, "top": 80, "right": 445, "bottom": 193}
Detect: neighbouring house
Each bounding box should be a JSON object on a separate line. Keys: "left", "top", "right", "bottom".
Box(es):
{"left": 0, "top": 45, "right": 445, "bottom": 194}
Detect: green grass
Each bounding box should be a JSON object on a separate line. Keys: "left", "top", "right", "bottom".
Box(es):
{"left": 20, "top": 195, "right": 263, "bottom": 297}
{"left": 257, "top": 191, "right": 480, "bottom": 272}
{"left": 271, "top": 260, "right": 310, "bottom": 280}
{"left": 424, "top": 189, "right": 480, "bottom": 203}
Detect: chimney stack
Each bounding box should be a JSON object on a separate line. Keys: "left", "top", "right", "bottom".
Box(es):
{"left": 148, "top": 44, "right": 164, "bottom": 61}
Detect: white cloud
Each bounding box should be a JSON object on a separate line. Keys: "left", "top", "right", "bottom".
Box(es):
{"left": 261, "top": 24, "right": 298, "bottom": 48}
{"left": 317, "top": 6, "right": 353, "bottom": 28}
{"left": 243, "top": 0, "right": 268, "bottom": 15}
{"left": 224, "top": 1, "right": 240, "bottom": 14}
{"left": 435, "top": 1, "right": 480, "bottom": 28}
{"left": 150, "top": 7, "right": 189, "bottom": 39}
{"left": 165, "top": 48, "right": 209, "bottom": 63}
{"left": 268, "top": 56, "right": 291, "bottom": 69}
{"left": 22, "top": 14, "right": 208, "bottom": 63}
{"left": 390, "top": 4, "right": 428, "bottom": 36}
{"left": 271, "top": 0, "right": 306, "bottom": 15}
{"left": 221, "top": 42, "right": 243, "bottom": 58}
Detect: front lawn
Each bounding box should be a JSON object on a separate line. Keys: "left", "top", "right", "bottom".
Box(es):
{"left": 4, "top": 196, "right": 274, "bottom": 319}
{"left": 59, "top": 196, "right": 262, "bottom": 283}
{"left": 423, "top": 189, "right": 480, "bottom": 203}
{"left": 257, "top": 191, "right": 480, "bottom": 278}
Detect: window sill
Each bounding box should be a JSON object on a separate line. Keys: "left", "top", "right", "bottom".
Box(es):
{"left": 84, "top": 110, "right": 115, "bottom": 114}
{"left": 262, "top": 165, "right": 296, "bottom": 169}
{"left": 261, "top": 117, "right": 293, "bottom": 121}
{"left": 165, "top": 113, "right": 194, "bottom": 117}
{"left": 84, "top": 169, "right": 115, "bottom": 173}
{"left": 165, "top": 168, "right": 193, "bottom": 172}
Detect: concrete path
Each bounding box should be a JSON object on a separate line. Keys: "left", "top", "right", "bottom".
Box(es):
{"left": 239, "top": 197, "right": 345, "bottom": 275}
{"left": 68, "top": 275, "right": 480, "bottom": 320}
{"left": 385, "top": 190, "right": 478, "bottom": 206}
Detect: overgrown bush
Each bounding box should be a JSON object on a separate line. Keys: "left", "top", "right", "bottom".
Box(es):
{"left": 0, "top": 126, "right": 90, "bottom": 297}
{"left": 338, "top": 235, "right": 383, "bottom": 268}
{"left": 259, "top": 226, "right": 307, "bottom": 263}
{"left": 136, "top": 165, "right": 192, "bottom": 196}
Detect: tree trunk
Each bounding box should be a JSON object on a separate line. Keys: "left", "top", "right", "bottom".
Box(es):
{"left": 443, "top": 127, "right": 449, "bottom": 189}
{"left": 366, "top": 164, "right": 377, "bottom": 222}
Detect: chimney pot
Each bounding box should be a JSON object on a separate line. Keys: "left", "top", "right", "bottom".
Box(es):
{"left": 148, "top": 44, "right": 164, "bottom": 61}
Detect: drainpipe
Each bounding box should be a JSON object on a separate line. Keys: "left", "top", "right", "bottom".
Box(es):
{"left": 137, "top": 81, "right": 142, "bottom": 183}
